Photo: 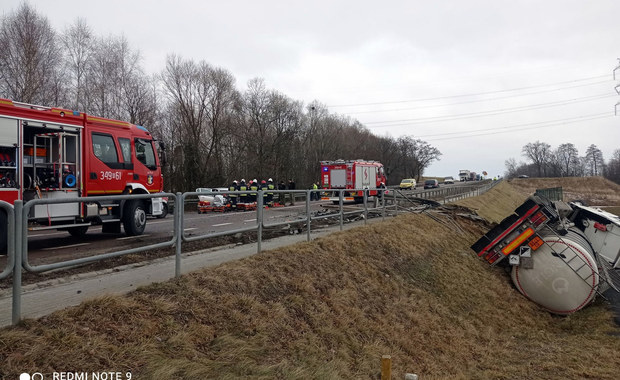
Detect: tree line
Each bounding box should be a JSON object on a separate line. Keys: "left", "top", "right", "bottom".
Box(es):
{"left": 505, "top": 141, "right": 620, "bottom": 184}
{"left": 0, "top": 3, "right": 441, "bottom": 192}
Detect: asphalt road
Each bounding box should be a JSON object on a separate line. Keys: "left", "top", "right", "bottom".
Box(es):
{"left": 0, "top": 200, "right": 335, "bottom": 268}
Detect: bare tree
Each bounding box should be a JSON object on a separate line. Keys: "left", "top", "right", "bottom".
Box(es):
{"left": 85, "top": 34, "right": 142, "bottom": 120}
{"left": 60, "top": 18, "right": 93, "bottom": 110}
{"left": 504, "top": 158, "right": 518, "bottom": 178}
{"left": 241, "top": 78, "right": 274, "bottom": 178}
{"left": 605, "top": 149, "right": 620, "bottom": 184}
{"left": 0, "top": 3, "right": 61, "bottom": 103}
{"left": 584, "top": 144, "right": 605, "bottom": 176}
{"left": 412, "top": 139, "right": 442, "bottom": 179}
{"left": 555, "top": 143, "right": 579, "bottom": 177}
{"left": 522, "top": 141, "right": 552, "bottom": 177}
{"left": 161, "top": 55, "right": 210, "bottom": 190}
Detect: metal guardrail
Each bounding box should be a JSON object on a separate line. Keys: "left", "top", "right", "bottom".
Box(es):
{"left": 1, "top": 181, "right": 497, "bottom": 325}
{"left": 535, "top": 187, "right": 563, "bottom": 202}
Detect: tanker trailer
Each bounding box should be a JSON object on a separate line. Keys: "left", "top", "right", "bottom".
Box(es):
{"left": 471, "top": 195, "right": 620, "bottom": 315}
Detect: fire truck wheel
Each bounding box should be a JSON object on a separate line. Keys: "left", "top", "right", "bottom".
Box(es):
{"left": 68, "top": 225, "right": 89, "bottom": 237}
{"left": 0, "top": 210, "right": 6, "bottom": 254}
{"left": 123, "top": 200, "right": 147, "bottom": 236}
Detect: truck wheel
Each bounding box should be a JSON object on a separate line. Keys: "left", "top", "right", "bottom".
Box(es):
{"left": 123, "top": 200, "right": 147, "bottom": 236}
{"left": 0, "top": 210, "right": 7, "bottom": 254}
{"left": 68, "top": 225, "right": 89, "bottom": 237}
{"left": 156, "top": 203, "right": 168, "bottom": 219}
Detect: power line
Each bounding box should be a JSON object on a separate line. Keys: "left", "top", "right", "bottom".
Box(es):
{"left": 424, "top": 113, "right": 613, "bottom": 142}
{"left": 363, "top": 93, "right": 613, "bottom": 127}
{"left": 416, "top": 112, "right": 610, "bottom": 138}
{"left": 342, "top": 80, "right": 609, "bottom": 115}
{"left": 328, "top": 74, "right": 610, "bottom": 108}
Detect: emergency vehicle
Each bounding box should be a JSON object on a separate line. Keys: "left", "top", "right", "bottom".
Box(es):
{"left": 320, "top": 160, "right": 387, "bottom": 203}
{"left": 0, "top": 98, "right": 165, "bottom": 250}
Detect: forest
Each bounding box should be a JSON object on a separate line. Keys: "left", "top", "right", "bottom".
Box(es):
{"left": 0, "top": 3, "right": 441, "bottom": 191}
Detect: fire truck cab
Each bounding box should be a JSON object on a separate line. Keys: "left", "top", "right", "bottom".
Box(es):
{"left": 0, "top": 98, "right": 165, "bottom": 250}
{"left": 320, "top": 159, "right": 387, "bottom": 203}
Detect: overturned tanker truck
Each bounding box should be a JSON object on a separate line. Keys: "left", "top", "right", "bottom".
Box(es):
{"left": 471, "top": 195, "right": 620, "bottom": 315}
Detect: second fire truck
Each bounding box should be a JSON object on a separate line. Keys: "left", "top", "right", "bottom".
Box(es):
{"left": 320, "top": 159, "right": 387, "bottom": 203}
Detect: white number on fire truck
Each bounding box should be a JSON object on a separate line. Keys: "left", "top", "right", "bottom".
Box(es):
{"left": 100, "top": 171, "right": 122, "bottom": 181}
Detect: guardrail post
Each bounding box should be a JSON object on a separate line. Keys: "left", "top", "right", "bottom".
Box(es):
{"left": 339, "top": 190, "right": 344, "bottom": 231}
{"left": 382, "top": 192, "right": 386, "bottom": 221}
{"left": 394, "top": 190, "right": 398, "bottom": 216}
{"left": 12, "top": 200, "right": 23, "bottom": 325}
{"left": 258, "top": 190, "right": 263, "bottom": 253}
{"left": 175, "top": 192, "right": 183, "bottom": 278}
{"left": 306, "top": 190, "right": 311, "bottom": 241}
{"left": 363, "top": 190, "right": 368, "bottom": 225}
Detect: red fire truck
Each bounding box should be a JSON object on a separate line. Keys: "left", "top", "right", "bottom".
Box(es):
{"left": 320, "top": 159, "right": 387, "bottom": 203}
{"left": 0, "top": 98, "right": 165, "bottom": 250}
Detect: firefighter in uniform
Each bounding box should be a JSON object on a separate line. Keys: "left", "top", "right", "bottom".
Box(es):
{"left": 228, "top": 180, "right": 238, "bottom": 209}
{"left": 238, "top": 179, "right": 248, "bottom": 204}
{"left": 311, "top": 182, "right": 319, "bottom": 201}
{"left": 277, "top": 180, "right": 286, "bottom": 205}
{"left": 378, "top": 181, "right": 386, "bottom": 203}
{"left": 249, "top": 179, "right": 259, "bottom": 203}
{"left": 261, "top": 180, "right": 269, "bottom": 206}
{"left": 267, "top": 178, "right": 275, "bottom": 206}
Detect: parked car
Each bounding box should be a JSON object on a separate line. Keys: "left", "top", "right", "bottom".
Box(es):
{"left": 399, "top": 178, "right": 417, "bottom": 190}
{"left": 517, "top": 174, "right": 529, "bottom": 178}
{"left": 443, "top": 176, "right": 455, "bottom": 184}
{"left": 423, "top": 179, "right": 439, "bottom": 189}
{"left": 196, "top": 187, "right": 228, "bottom": 193}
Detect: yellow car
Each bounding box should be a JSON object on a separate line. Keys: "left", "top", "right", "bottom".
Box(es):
{"left": 399, "top": 178, "right": 416, "bottom": 190}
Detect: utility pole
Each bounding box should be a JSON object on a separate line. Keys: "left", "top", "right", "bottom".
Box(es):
{"left": 614, "top": 59, "right": 620, "bottom": 115}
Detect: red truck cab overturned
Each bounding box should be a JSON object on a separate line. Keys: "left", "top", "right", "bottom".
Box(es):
{"left": 0, "top": 98, "right": 165, "bottom": 249}
{"left": 320, "top": 159, "right": 387, "bottom": 203}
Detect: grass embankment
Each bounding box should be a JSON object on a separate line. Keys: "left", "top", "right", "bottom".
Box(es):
{"left": 508, "top": 176, "right": 620, "bottom": 206}
{"left": 1, "top": 179, "right": 620, "bottom": 379}
{"left": 453, "top": 180, "right": 528, "bottom": 223}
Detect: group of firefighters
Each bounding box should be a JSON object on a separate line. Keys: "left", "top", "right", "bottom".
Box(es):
{"left": 224, "top": 178, "right": 324, "bottom": 209}
{"left": 227, "top": 178, "right": 279, "bottom": 208}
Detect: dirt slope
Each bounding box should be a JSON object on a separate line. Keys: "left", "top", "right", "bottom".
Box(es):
{"left": 1, "top": 182, "right": 620, "bottom": 379}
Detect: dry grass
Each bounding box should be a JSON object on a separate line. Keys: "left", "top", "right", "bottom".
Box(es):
{"left": 1, "top": 181, "right": 620, "bottom": 379}
{"left": 453, "top": 181, "right": 529, "bottom": 223}
{"left": 508, "top": 176, "right": 620, "bottom": 206}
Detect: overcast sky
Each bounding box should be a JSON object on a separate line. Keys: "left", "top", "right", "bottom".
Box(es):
{"left": 4, "top": 0, "right": 620, "bottom": 178}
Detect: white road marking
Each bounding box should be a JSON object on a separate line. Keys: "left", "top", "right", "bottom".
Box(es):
{"left": 116, "top": 234, "right": 151, "bottom": 241}
{"left": 183, "top": 228, "right": 197, "bottom": 232}
{"left": 243, "top": 219, "right": 256, "bottom": 222}
{"left": 148, "top": 220, "right": 169, "bottom": 225}
{"left": 42, "top": 243, "right": 90, "bottom": 251}
{"left": 212, "top": 222, "right": 233, "bottom": 227}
